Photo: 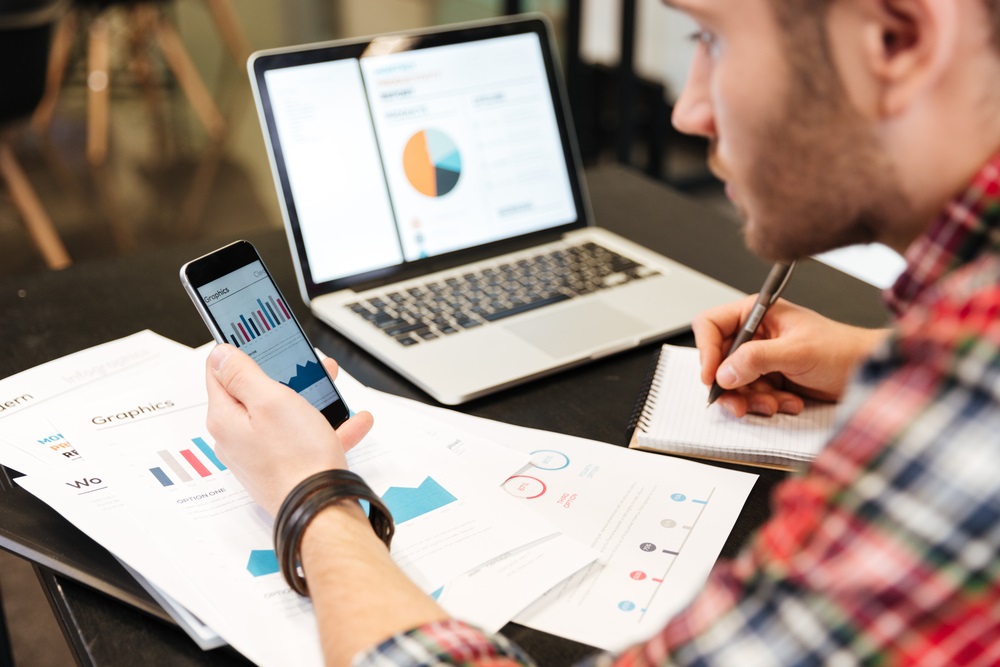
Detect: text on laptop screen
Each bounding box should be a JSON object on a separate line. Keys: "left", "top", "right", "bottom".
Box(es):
{"left": 263, "top": 32, "right": 578, "bottom": 285}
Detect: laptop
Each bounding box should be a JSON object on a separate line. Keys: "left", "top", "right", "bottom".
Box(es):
{"left": 248, "top": 15, "right": 741, "bottom": 405}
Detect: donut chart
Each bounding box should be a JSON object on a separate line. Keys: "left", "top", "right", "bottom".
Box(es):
{"left": 403, "top": 129, "right": 462, "bottom": 197}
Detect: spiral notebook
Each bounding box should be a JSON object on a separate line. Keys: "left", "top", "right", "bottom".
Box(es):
{"left": 627, "top": 344, "right": 838, "bottom": 470}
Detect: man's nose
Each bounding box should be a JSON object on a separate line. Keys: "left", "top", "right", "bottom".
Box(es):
{"left": 671, "top": 55, "right": 716, "bottom": 139}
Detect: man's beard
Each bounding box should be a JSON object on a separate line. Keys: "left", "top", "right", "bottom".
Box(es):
{"left": 725, "top": 41, "right": 912, "bottom": 262}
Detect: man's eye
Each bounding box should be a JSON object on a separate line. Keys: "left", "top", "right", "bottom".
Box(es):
{"left": 688, "top": 29, "right": 717, "bottom": 48}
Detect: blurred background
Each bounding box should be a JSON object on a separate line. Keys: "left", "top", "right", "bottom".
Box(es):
{"left": 0, "top": 0, "right": 725, "bottom": 278}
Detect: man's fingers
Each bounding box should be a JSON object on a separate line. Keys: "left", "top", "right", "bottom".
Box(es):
{"left": 772, "top": 390, "right": 804, "bottom": 415}
{"left": 694, "top": 295, "right": 759, "bottom": 340}
{"left": 715, "top": 393, "right": 748, "bottom": 418}
{"left": 693, "top": 295, "right": 759, "bottom": 385}
{"left": 336, "top": 411, "right": 374, "bottom": 452}
{"left": 715, "top": 338, "right": 792, "bottom": 389}
{"left": 208, "top": 344, "right": 278, "bottom": 406}
{"left": 321, "top": 357, "right": 340, "bottom": 380}
{"left": 713, "top": 382, "right": 804, "bottom": 419}
{"left": 206, "top": 362, "right": 242, "bottom": 413}
{"left": 692, "top": 315, "right": 726, "bottom": 385}
{"left": 204, "top": 355, "right": 252, "bottom": 455}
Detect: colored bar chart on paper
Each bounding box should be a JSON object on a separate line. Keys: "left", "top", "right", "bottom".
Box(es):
{"left": 148, "top": 437, "right": 227, "bottom": 487}
{"left": 227, "top": 294, "right": 291, "bottom": 348}
{"left": 381, "top": 476, "right": 457, "bottom": 524}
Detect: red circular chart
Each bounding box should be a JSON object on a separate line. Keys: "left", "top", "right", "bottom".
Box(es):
{"left": 503, "top": 475, "right": 547, "bottom": 499}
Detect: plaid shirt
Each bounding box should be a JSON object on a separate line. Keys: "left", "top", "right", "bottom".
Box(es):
{"left": 354, "top": 155, "right": 1000, "bottom": 666}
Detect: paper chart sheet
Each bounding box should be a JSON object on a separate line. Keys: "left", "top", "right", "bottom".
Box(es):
{"left": 15, "top": 352, "right": 593, "bottom": 665}
{"left": 0, "top": 331, "right": 192, "bottom": 475}
{"left": 375, "top": 390, "right": 758, "bottom": 652}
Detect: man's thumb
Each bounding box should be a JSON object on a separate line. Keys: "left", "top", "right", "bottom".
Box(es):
{"left": 209, "top": 344, "right": 265, "bottom": 401}
{"left": 717, "top": 340, "right": 779, "bottom": 388}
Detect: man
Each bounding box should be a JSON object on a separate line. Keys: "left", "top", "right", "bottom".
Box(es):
{"left": 206, "top": 0, "right": 1000, "bottom": 663}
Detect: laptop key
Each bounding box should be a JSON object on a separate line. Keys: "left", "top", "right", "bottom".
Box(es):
{"left": 385, "top": 322, "right": 427, "bottom": 336}
{"left": 482, "top": 294, "right": 570, "bottom": 322}
{"left": 602, "top": 272, "right": 629, "bottom": 288}
{"left": 633, "top": 266, "right": 659, "bottom": 279}
{"left": 349, "top": 242, "right": 653, "bottom": 341}
{"left": 374, "top": 315, "right": 407, "bottom": 329}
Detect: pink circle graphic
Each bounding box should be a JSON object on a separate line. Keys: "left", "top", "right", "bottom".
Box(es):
{"left": 503, "top": 475, "right": 547, "bottom": 499}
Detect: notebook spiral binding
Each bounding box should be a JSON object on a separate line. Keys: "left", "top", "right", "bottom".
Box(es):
{"left": 625, "top": 347, "right": 665, "bottom": 437}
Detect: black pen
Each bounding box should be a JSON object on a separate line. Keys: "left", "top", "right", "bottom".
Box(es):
{"left": 707, "top": 261, "right": 796, "bottom": 406}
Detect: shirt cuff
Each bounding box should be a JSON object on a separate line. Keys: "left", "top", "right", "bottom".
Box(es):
{"left": 353, "top": 619, "right": 536, "bottom": 667}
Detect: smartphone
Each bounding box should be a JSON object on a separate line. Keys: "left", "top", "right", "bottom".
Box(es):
{"left": 180, "top": 240, "right": 350, "bottom": 428}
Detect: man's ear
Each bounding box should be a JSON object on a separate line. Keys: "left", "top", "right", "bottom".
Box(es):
{"left": 857, "top": 0, "right": 957, "bottom": 116}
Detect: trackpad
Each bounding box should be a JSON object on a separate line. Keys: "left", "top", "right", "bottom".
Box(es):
{"left": 505, "top": 301, "right": 645, "bottom": 358}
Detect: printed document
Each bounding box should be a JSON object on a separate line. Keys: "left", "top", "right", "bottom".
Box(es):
{"left": 375, "top": 390, "right": 758, "bottom": 651}
{"left": 13, "top": 345, "right": 594, "bottom": 664}
{"left": 0, "top": 331, "right": 191, "bottom": 475}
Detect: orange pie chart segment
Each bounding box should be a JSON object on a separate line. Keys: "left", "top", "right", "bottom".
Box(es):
{"left": 403, "top": 129, "right": 462, "bottom": 197}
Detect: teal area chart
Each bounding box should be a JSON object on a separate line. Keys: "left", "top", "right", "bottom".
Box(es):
{"left": 281, "top": 359, "right": 325, "bottom": 392}
{"left": 247, "top": 549, "right": 280, "bottom": 577}
{"left": 403, "top": 129, "right": 462, "bottom": 197}
{"left": 381, "top": 476, "right": 457, "bottom": 524}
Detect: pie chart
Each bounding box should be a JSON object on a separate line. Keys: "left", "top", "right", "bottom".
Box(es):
{"left": 403, "top": 129, "right": 462, "bottom": 197}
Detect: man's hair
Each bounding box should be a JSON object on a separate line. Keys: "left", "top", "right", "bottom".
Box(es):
{"left": 986, "top": 0, "right": 1000, "bottom": 52}
{"left": 764, "top": 0, "right": 842, "bottom": 103}
{"left": 769, "top": 0, "right": 1000, "bottom": 55}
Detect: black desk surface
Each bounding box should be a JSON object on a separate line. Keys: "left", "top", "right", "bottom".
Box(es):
{"left": 0, "top": 164, "right": 887, "bottom": 666}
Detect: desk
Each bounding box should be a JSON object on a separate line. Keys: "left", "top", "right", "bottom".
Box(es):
{"left": 0, "top": 164, "right": 886, "bottom": 666}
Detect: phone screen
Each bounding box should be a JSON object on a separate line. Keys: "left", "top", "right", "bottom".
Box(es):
{"left": 188, "top": 252, "right": 346, "bottom": 421}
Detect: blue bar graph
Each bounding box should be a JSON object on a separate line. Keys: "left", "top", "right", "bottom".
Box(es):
{"left": 257, "top": 299, "right": 275, "bottom": 328}
{"left": 227, "top": 294, "right": 290, "bottom": 348}
{"left": 192, "top": 437, "right": 227, "bottom": 472}
{"left": 150, "top": 467, "right": 174, "bottom": 487}
{"left": 240, "top": 315, "right": 255, "bottom": 339}
{"left": 265, "top": 302, "right": 280, "bottom": 326}
{"left": 158, "top": 450, "right": 192, "bottom": 482}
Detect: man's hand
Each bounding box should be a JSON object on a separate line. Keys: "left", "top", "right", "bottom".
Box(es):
{"left": 205, "top": 344, "right": 374, "bottom": 516}
{"left": 693, "top": 297, "right": 889, "bottom": 417}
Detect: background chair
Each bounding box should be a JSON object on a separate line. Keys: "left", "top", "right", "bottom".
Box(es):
{"left": 31, "top": 0, "right": 250, "bottom": 166}
{"left": 0, "top": 0, "right": 72, "bottom": 270}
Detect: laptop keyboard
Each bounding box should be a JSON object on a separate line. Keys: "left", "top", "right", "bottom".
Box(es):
{"left": 345, "top": 242, "right": 660, "bottom": 346}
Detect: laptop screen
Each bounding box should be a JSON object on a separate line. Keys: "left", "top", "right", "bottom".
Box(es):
{"left": 251, "top": 18, "right": 586, "bottom": 297}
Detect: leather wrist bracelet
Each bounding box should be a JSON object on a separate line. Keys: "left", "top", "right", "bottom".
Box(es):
{"left": 274, "top": 469, "right": 394, "bottom": 596}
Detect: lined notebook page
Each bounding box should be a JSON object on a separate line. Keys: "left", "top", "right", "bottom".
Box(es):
{"left": 635, "top": 345, "right": 836, "bottom": 465}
